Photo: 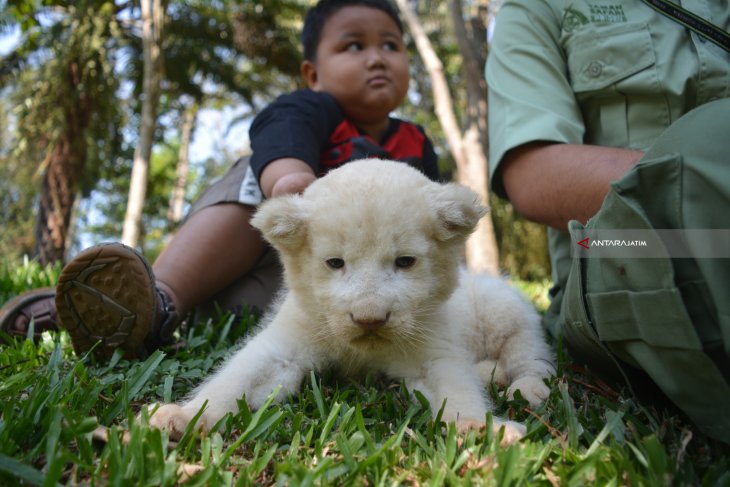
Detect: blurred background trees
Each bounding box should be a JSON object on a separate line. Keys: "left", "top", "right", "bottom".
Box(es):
{"left": 0, "top": 0, "right": 550, "bottom": 281}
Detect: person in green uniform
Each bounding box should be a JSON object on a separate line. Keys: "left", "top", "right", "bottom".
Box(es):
{"left": 487, "top": 0, "right": 730, "bottom": 443}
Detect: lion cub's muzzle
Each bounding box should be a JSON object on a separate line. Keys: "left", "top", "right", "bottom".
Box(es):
{"left": 350, "top": 312, "right": 391, "bottom": 331}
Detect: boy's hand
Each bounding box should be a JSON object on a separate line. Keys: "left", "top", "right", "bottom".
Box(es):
{"left": 271, "top": 172, "right": 317, "bottom": 197}
{"left": 260, "top": 157, "right": 317, "bottom": 198}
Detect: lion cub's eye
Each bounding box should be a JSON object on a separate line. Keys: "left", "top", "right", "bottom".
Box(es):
{"left": 395, "top": 256, "right": 416, "bottom": 269}
{"left": 325, "top": 258, "right": 345, "bottom": 269}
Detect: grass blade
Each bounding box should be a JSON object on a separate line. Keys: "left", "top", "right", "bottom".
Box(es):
{"left": 0, "top": 453, "right": 57, "bottom": 487}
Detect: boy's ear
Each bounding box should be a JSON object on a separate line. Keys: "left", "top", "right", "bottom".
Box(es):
{"left": 250, "top": 195, "right": 310, "bottom": 251}
{"left": 300, "top": 60, "right": 319, "bottom": 89}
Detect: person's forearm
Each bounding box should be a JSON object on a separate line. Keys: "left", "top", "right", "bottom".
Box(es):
{"left": 501, "top": 142, "right": 645, "bottom": 230}
{"left": 259, "top": 158, "right": 317, "bottom": 198}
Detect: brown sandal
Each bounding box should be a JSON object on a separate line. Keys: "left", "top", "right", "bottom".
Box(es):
{"left": 56, "top": 242, "right": 179, "bottom": 359}
{"left": 0, "top": 287, "right": 58, "bottom": 339}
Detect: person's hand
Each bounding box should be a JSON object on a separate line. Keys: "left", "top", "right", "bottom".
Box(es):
{"left": 270, "top": 171, "right": 317, "bottom": 197}
{"left": 260, "top": 157, "right": 317, "bottom": 198}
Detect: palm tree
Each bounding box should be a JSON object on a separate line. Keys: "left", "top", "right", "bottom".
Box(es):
{"left": 2, "top": 0, "right": 305, "bottom": 262}
{"left": 1, "top": 0, "right": 123, "bottom": 263}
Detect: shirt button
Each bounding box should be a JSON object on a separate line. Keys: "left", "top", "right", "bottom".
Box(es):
{"left": 587, "top": 62, "right": 602, "bottom": 77}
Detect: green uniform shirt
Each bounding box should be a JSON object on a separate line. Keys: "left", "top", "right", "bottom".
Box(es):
{"left": 486, "top": 0, "right": 730, "bottom": 291}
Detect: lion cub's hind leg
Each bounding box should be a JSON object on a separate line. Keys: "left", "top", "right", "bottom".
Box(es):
{"left": 474, "top": 358, "right": 509, "bottom": 386}
{"left": 462, "top": 273, "right": 555, "bottom": 408}
{"left": 507, "top": 375, "right": 552, "bottom": 406}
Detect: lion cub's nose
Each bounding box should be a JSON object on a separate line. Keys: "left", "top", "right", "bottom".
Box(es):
{"left": 350, "top": 312, "right": 390, "bottom": 330}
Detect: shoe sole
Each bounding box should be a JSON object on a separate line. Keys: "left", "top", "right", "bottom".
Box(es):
{"left": 55, "top": 243, "right": 157, "bottom": 359}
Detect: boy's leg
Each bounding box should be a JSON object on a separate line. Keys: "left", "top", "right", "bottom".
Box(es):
{"left": 192, "top": 245, "right": 282, "bottom": 322}
{"left": 53, "top": 157, "right": 280, "bottom": 358}
{"left": 559, "top": 99, "right": 730, "bottom": 443}
{"left": 56, "top": 242, "right": 167, "bottom": 358}
{"left": 152, "top": 203, "right": 267, "bottom": 317}
{"left": 156, "top": 155, "right": 279, "bottom": 317}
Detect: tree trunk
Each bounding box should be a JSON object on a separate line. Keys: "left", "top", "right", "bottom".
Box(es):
{"left": 460, "top": 125, "right": 499, "bottom": 273}
{"left": 122, "top": 0, "right": 167, "bottom": 247}
{"left": 35, "top": 138, "right": 78, "bottom": 263}
{"left": 449, "top": 0, "right": 500, "bottom": 274}
{"left": 167, "top": 101, "right": 198, "bottom": 228}
{"left": 396, "top": 0, "right": 499, "bottom": 274}
{"left": 34, "top": 60, "right": 91, "bottom": 264}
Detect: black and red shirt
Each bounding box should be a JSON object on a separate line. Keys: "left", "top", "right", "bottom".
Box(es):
{"left": 249, "top": 89, "right": 439, "bottom": 184}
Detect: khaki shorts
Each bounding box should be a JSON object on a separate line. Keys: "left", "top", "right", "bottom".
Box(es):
{"left": 548, "top": 99, "right": 730, "bottom": 443}
{"left": 188, "top": 156, "right": 283, "bottom": 319}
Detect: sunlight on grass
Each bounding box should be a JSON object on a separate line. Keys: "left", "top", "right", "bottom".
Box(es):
{"left": 0, "top": 257, "right": 61, "bottom": 303}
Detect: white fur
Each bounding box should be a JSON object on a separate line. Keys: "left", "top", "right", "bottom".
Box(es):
{"left": 148, "top": 159, "right": 554, "bottom": 444}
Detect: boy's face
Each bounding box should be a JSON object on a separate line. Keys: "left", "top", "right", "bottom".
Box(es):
{"left": 302, "top": 6, "right": 409, "bottom": 127}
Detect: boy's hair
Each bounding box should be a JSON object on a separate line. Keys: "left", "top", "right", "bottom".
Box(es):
{"left": 302, "top": 0, "right": 404, "bottom": 62}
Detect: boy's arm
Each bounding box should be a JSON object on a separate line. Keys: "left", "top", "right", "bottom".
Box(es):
{"left": 259, "top": 157, "right": 316, "bottom": 198}
{"left": 250, "top": 91, "right": 341, "bottom": 197}
{"left": 501, "top": 142, "right": 644, "bottom": 230}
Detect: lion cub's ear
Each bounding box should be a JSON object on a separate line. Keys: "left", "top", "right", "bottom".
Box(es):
{"left": 251, "top": 195, "right": 309, "bottom": 250}
{"left": 429, "top": 183, "right": 488, "bottom": 242}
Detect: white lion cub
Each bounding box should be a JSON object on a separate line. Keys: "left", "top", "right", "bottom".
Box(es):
{"left": 148, "top": 159, "right": 554, "bottom": 443}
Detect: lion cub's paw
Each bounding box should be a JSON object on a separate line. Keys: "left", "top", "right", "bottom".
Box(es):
{"left": 145, "top": 403, "right": 198, "bottom": 441}
{"left": 507, "top": 376, "right": 551, "bottom": 407}
{"left": 456, "top": 419, "right": 486, "bottom": 434}
{"left": 456, "top": 419, "right": 526, "bottom": 445}
{"left": 492, "top": 420, "right": 526, "bottom": 445}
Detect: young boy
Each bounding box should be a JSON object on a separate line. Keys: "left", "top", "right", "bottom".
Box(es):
{"left": 1, "top": 0, "right": 440, "bottom": 359}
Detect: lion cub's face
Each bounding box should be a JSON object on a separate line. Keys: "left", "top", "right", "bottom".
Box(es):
{"left": 302, "top": 203, "right": 450, "bottom": 351}
{"left": 251, "top": 159, "right": 486, "bottom": 354}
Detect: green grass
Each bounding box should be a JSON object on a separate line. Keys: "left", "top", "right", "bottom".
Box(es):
{"left": 1, "top": 259, "right": 728, "bottom": 485}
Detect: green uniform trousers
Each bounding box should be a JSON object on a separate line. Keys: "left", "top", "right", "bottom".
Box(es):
{"left": 551, "top": 98, "right": 730, "bottom": 443}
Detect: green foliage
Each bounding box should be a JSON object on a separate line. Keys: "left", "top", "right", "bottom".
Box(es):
{"left": 0, "top": 135, "right": 36, "bottom": 257}
{"left": 0, "top": 256, "right": 60, "bottom": 304}
{"left": 1, "top": 0, "right": 306, "bottom": 261}
{"left": 5, "top": 0, "right": 123, "bottom": 193}
{"left": 491, "top": 195, "right": 552, "bottom": 281}
{"left": 81, "top": 140, "right": 181, "bottom": 257}
{"left": 1, "top": 0, "right": 125, "bottom": 261}
{"left": 163, "top": 0, "right": 305, "bottom": 103}
{"left": 1, "top": 259, "right": 728, "bottom": 485}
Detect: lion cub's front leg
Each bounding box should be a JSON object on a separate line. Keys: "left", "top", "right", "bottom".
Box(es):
{"left": 147, "top": 323, "right": 311, "bottom": 439}
{"left": 405, "top": 356, "right": 526, "bottom": 445}
{"left": 455, "top": 419, "right": 526, "bottom": 445}
{"left": 146, "top": 404, "right": 197, "bottom": 440}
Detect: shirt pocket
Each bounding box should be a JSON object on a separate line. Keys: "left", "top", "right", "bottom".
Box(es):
{"left": 564, "top": 22, "right": 656, "bottom": 92}
{"left": 562, "top": 22, "right": 665, "bottom": 148}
